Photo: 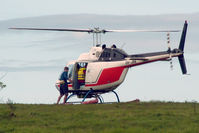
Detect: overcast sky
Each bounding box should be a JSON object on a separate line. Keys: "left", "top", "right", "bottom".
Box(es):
{"left": 1, "top": 0, "right": 199, "bottom": 20}
{"left": 0, "top": 0, "right": 199, "bottom": 104}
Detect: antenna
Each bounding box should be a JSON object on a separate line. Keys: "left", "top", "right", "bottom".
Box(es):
{"left": 120, "top": 43, "right": 126, "bottom": 49}
{"left": 0, "top": 72, "right": 7, "bottom": 80}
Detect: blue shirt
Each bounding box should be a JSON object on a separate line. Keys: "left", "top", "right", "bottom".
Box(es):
{"left": 59, "top": 71, "right": 68, "bottom": 83}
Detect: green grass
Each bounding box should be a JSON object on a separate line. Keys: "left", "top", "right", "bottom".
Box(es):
{"left": 0, "top": 102, "right": 199, "bottom": 133}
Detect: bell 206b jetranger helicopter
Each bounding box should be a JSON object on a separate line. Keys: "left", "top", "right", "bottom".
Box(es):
{"left": 10, "top": 21, "right": 188, "bottom": 103}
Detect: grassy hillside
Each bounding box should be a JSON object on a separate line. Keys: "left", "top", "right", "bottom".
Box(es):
{"left": 0, "top": 102, "right": 199, "bottom": 133}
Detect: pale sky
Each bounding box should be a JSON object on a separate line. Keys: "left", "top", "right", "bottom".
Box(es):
{"left": 1, "top": 0, "right": 199, "bottom": 20}
{"left": 0, "top": 0, "right": 199, "bottom": 104}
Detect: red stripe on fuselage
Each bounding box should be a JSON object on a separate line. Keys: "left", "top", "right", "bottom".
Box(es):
{"left": 68, "top": 84, "right": 72, "bottom": 87}
{"left": 86, "top": 66, "right": 125, "bottom": 87}
{"left": 68, "top": 67, "right": 125, "bottom": 87}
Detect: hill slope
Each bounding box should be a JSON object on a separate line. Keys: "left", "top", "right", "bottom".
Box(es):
{"left": 0, "top": 102, "right": 199, "bottom": 133}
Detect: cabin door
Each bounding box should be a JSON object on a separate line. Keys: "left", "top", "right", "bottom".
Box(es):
{"left": 72, "top": 62, "right": 88, "bottom": 89}
{"left": 72, "top": 62, "right": 80, "bottom": 90}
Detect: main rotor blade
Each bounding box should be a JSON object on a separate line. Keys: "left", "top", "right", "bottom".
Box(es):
{"left": 105, "top": 29, "right": 180, "bottom": 33}
{"left": 9, "top": 27, "right": 92, "bottom": 33}
{"left": 10, "top": 27, "right": 180, "bottom": 33}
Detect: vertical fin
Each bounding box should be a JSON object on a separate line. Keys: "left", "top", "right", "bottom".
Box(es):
{"left": 179, "top": 20, "right": 188, "bottom": 51}
{"left": 178, "top": 21, "right": 188, "bottom": 74}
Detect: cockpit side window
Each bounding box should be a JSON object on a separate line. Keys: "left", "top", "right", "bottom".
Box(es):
{"left": 98, "top": 48, "right": 127, "bottom": 61}
{"left": 99, "top": 48, "right": 112, "bottom": 60}
{"left": 101, "top": 52, "right": 111, "bottom": 58}
{"left": 113, "top": 51, "right": 125, "bottom": 59}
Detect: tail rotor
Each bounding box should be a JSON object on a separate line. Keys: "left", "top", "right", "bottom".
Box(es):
{"left": 167, "top": 32, "right": 173, "bottom": 70}
{"left": 166, "top": 21, "right": 188, "bottom": 75}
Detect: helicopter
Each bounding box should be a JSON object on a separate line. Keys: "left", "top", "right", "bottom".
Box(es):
{"left": 10, "top": 21, "right": 188, "bottom": 103}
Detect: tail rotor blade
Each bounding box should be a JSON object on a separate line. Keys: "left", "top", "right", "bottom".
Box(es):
{"left": 178, "top": 54, "right": 187, "bottom": 74}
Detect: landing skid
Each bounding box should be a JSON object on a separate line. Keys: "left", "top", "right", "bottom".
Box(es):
{"left": 65, "top": 90, "right": 120, "bottom": 104}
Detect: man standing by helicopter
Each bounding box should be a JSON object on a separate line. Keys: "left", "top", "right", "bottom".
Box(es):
{"left": 57, "top": 67, "right": 70, "bottom": 104}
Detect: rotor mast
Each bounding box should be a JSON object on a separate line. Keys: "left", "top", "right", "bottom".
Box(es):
{"left": 90, "top": 27, "right": 106, "bottom": 46}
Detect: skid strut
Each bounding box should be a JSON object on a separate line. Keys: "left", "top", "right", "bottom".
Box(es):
{"left": 112, "top": 90, "right": 120, "bottom": 103}
{"left": 65, "top": 90, "right": 120, "bottom": 104}
{"left": 82, "top": 89, "right": 93, "bottom": 102}
{"left": 96, "top": 95, "right": 103, "bottom": 103}
{"left": 65, "top": 93, "right": 76, "bottom": 103}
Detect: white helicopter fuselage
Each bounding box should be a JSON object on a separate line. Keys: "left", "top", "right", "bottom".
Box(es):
{"left": 68, "top": 59, "right": 129, "bottom": 92}
{"left": 66, "top": 46, "right": 182, "bottom": 93}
